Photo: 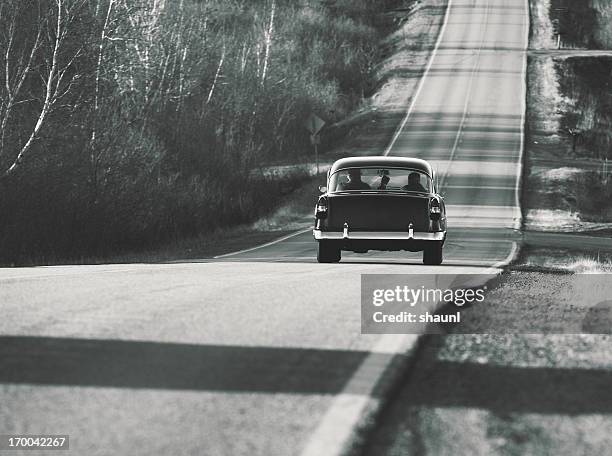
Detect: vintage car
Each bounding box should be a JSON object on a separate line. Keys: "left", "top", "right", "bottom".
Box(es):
{"left": 313, "top": 156, "right": 446, "bottom": 264}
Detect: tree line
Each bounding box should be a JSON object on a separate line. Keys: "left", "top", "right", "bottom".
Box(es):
{"left": 0, "top": 0, "right": 404, "bottom": 264}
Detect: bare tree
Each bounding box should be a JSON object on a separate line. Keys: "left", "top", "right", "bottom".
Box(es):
{"left": 87, "top": 0, "right": 124, "bottom": 198}
{"left": 0, "top": 3, "right": 43, "bottom": 159}
{"left": 207, "top": 42, "right": 226, "bottom": 105}
{"left": 0, "top": 0, "right": 85, "bottom": 179}
{"left": 261, "top": 0, "right": 276, "bottom": 87}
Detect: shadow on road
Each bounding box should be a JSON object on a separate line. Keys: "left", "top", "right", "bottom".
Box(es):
{"left": 2, "top": 335, "right": 611, "bottom": 415}
{"left": 405, "top": 356, "right": 612, "bottom": 414}
{"left": 0, "top": 336, "right": 379, "bottom": 395}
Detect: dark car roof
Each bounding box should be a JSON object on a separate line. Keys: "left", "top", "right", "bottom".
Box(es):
{"left": 330, "top": 156, "right": 434, "bottom": 176}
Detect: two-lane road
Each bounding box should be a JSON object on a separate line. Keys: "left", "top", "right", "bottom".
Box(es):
{"left": 0, "top": 1, "right": 528, "bottom": 455}
{"left": 220, "top": 0, "right": 527, "bottom": 266}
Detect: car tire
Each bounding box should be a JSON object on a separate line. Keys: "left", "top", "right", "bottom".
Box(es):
{"left": 317, "top": 241, "right": 341, "bottom": 263}
{"left": 423, "top": 242, "right": 443, "bottom": 265}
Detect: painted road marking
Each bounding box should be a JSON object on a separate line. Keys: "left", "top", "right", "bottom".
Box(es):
{"left": 301, "top": 0, "right": 528, "bottom": 454}
{"left": 301, "top": 1, "right": 456, "bottom": 456}
{"left": 383, "top": 0, "right": 454, "bottom": 157}
{"left": 213, "top": 228, "right": 311, "bottom": 259}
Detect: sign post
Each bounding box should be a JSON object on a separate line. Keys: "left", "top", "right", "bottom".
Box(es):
{"left": 304, "top": 113, "right": 325, "bottom": 176}
{"left": 310, "top": 134, "right": 321, "bottom": 175}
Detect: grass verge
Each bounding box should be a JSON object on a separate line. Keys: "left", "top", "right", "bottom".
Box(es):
{"left": 524, "top": 0, "right": 612, "bottom": 234}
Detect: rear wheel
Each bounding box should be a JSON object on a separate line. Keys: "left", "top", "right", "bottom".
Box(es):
{"left": 423, "top": 241, "right": 443, "bottom": 265}
{"left": 317, "top": 241, "right": 341, "bottom": 263}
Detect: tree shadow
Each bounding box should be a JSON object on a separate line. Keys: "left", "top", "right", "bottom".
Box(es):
{"left": 0, "top": 336, "right": 382, "bottom": 395}
{"left": 388, "top": 335, "right": 612, "bottom": 416}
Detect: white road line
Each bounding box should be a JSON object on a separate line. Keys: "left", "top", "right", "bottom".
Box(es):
{"left": 300, "top": 334, "right": 419, "bottom": 456}
{"left": 302, "top": 1, "right": 528, "bottom": 455}
{"left": 440, "top": 0, "right": 490, "bottom": 188}
{"left": 514, "top": 0, "right": 530, "bottom": 230}
{"left": 214, "top": 257, "right": 315, "bottom": 262}
{"left": 301, "top": 3, "right": 455, "bottom": 456}
{"left": 383, "top": 0, "right": 454, "bottom": 156}
{"left": 492, "top": 241, "right": 519, "bottom": 269}
{"left": 213, "top": 228, "right": 311, "bottom": 259}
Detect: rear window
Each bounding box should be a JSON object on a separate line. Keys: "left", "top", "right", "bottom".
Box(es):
{"left": 329, "top": 167, "right": 432, "bottom": 193}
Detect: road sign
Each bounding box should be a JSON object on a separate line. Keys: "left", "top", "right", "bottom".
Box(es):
{"left": 304, "top": 113, "right": 325, "bottom": 177}
{"left": 304, "top": 113, "right": 325, "bottom": 136}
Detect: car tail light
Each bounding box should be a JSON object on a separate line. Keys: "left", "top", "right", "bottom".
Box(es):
{"left": 315, "top": 196, "right": 328, "bottom": 219}
{"left": 430, "top": 197, "right": 441, "bottom": 220}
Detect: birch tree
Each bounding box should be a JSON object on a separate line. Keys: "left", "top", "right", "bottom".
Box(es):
{"left": 0, "top": 0, "right": 86, "bottom": 179}
{"left": 261, "top": 0, "right": 276, "bottom": 87}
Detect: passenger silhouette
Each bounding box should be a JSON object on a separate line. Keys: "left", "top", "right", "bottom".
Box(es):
{"left": 339, "top": 169, "right": 371, "bottom": 191}
{"left": 402, "top": 172, "right": 427, "bottom": 192}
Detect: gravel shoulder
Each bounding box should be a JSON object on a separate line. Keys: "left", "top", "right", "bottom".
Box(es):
{"left": 362, "top": 331, "right": 612, "bottom": 456}
{"left": 362, "top": 243, "right": 612, "bottom": 455}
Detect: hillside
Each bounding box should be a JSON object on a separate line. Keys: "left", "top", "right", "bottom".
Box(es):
{"left": 0, "top": 0, "right": 409, "bottom": 264}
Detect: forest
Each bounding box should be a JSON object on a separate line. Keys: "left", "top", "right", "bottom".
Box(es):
{"left": 0, "top": 0, "right": 404, "bottom": 264}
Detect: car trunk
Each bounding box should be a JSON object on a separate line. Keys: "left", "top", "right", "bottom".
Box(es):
{"left": 325, "top": 193, "right": 430, "bottom": 232}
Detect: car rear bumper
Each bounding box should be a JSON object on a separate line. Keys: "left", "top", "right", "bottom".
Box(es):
{"left": 313, "top": 230, "right": 445, "bottom": 241}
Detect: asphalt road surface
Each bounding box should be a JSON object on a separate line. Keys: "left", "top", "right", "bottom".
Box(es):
{"left": 0, "top": 0, "right": 528, "bottom": 455}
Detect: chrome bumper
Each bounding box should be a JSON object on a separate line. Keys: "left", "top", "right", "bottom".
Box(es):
{"left": 313, "top": 230, "right": 445, "bottom": 241}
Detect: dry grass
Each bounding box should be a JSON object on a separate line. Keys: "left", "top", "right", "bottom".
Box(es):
{"left": 518, "top": 247, "right": 612, "bottom": 273}
{"left": 525, "top": 1, "right": 612, "bottom": 233}
{"left": 564, "top": 256, "right": 612, "bottom": 273}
